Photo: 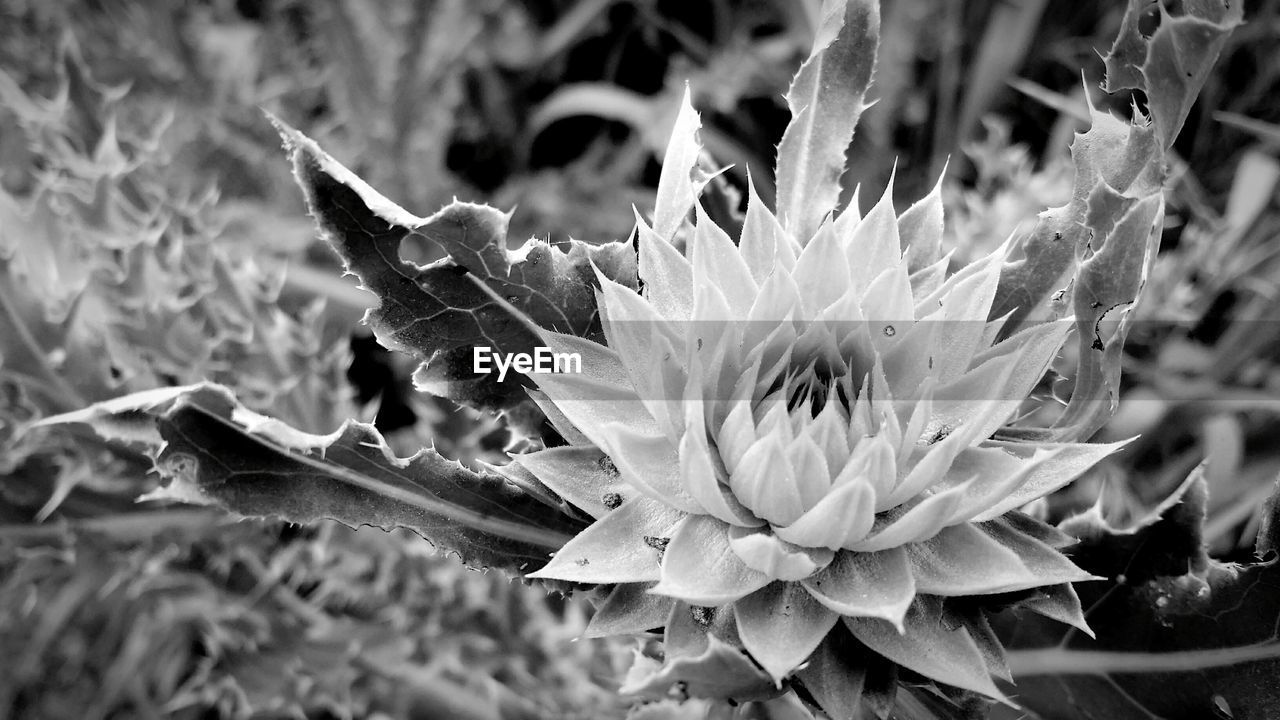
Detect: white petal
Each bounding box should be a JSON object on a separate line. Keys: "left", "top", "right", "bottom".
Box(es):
{"left": 717, "top": 400, "right": 757, "bottom": 476}
{"left": 728, "top": 434, "right": 805, "bottom": 526}
{"left": 533, "top": 373, "right": 661, "bottom": 456}
{"left": 652, "top": 85, "right": 702, "bottom": 241}
{"left": 897, "top": 165, "right": 945, "bottom": 273}
{"left": 791, "top": 218, "right": 852, "bottom": 316}
{"left": 602, "top": 422, "right": 704, "bottom": 514}
{"left": 515, "top": 446, "right": 633, "bottom": 520}
{"left": 693, "top": 202, "right": 758, "bottom": 316}
{"left": 635, "top": 210, "right": 693, "bottom": 320}
{"left": 969, "top": 438, "right": 1132, "bottom": 521}
{"left": 527, "top": 496, "right": 684, "bottom": 583}
{"left": 651, "top": 514, "right": 772, "bottom": 604}
{"left": 846, "top": 170, "right": 901, "bottom": 290}
{"left": 800, "top": 547, "right": 915, "bottom": 629}
{"left": 786, "top": 433, "right": 832, "bottom": 509}
{"left": 736, "top": 582, "right": 840, "bottom": 683}
{"left": 727, "top": 526, "right": 834, "bottom": 582}
{"left": 835, "top": 432, "right": 897, "bottom": 502}
{"left": 680, "top": 401, "right": 764, "bottom": 527}
{"left": 849, "top": 476, "right": 980, "bottom": 552}
{"left": 773, "top": 479, "right": 876, "bottom": 549}
{"left": 740, "top": 170, "right": 798, "bottom": 283}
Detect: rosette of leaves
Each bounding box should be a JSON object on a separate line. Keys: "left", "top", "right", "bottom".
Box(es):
{"left": 36, "top": 0, "right": 1247, "bottom": 716}
{"left": 499, "top": 4, "right": 1131, "bottom": 714}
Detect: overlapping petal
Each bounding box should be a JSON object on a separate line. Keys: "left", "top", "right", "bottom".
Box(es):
{"left": 513, "top": 84, "right": 1128, "bottom": 705}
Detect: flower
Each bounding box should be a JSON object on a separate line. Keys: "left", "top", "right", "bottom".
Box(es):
{"left": 510, "top": 92, "right": 1127, "bottom": 705}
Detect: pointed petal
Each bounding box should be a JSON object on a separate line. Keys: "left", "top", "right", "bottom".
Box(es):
{"left": 896, "top": 377, "right": 936, "bottom": 465}
{"left": 774, "top": 480, "right": 876, "bottom": 550}
{"left": 801, "top": 547, "right": 915, "bottom": 629}
{"left": 602, "top": 422, "right": 704, "bottom": 514}
{"left": 837, "top": 431, "right": 898, "bottom": 502}
{"left": 806, "top": 394, "right": 852, "bottom": 474}
{"left": 593, "top": 269, "right": 687, "bottom": 435}
{"left": 533, "top": 373, "right": 662, "bottom": 455}
{"left": 726, "top": 526, "right": 834, "bottom": 582}
{"left": 847, "top": 172, "right": 901, "bottom": 290}
{"left": 969, "top": 439, "right": 1131, "bottom": 520}
{"left": 527, "top": 389, "right": 589, "bottom": 445}
{"left": 585, "top": 583, "right": 673, "bottom": 638}
{"left": 786, "top": 433, "right": 832, "bottom": 509}
{"left": 693, "top": 202, "right": 758, "bottom": 316}
{"left": 897, "top": 164, "right": 946, "bottom": 272}
{"left": 729, "top": 435, "right": 805, "bottom": 526}
{"left": 717, "top": 400, "right": 757, "bottom": 476}
{"left": 740, "top": 170, "right": 797, "bottom": 283}
{"left": 844, "top": 597, "right": 1006, "bottom": 701}
{"left": 791, "top": 218, "right": 852, "bottom": 316}
{"left": 527, "top": 497, "right": 685, "bottom": 583}
{"left": 907, "top": 522, "right": 1047, "bottom": 595}
{"left": 736, "top": 582, "right": 840, "bottom": 683}
{"left": 861, "top": 263, "right": 915, "bottom": 347}
{"left": 681, "top": 401, "right": 764, "bottom": 527}
{"left": 1020, "top": 583, "right": 1094, "bottom": 637}
{"left": 515, "top": 446, "right": 631, "bottom": 520}
{"left": 664, "top": 599, "right": 742, "bottom": 659}
{"left": 852, "top": 477, "right": 979, "bottom": 551}
{"left": 881, "top": 313, "right": 941, "bottom": 401}
{"left": 927, "top": 252, "right": 1004, "bottom": 383}
{"left": 652, "top": 514, "right": 772, "bottom": 604}
{"left": 537, "top": 329, "right": 633, "bottom": 390}
{"left": 636, "top": 210, "right": 693, "bottom": 320}
{"left": 908, "top": 251, "right": 950, "bottom": 301}
{"left": 883, "top": 354, "right": 1029, "bottom": 508}
{"left": 979, "top": 516, "right": 1100, "bottom": 587}
{"left": 653, "top": 85, "right": 702, "bottom": 241}
{"left": 956, "top": 607, "right": 1012, "bottom": 683}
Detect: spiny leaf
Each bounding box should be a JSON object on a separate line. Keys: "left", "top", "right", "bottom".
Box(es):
{"left": 774, "top": 0, "right": 879, "bottom": 243}
{"left": 997, "top": 467, "right": 1280, "bottom": 719}
{"left": 38, "top": 384, "right": 585, "bottom": 575}
{"left": 274, "top": 118, "right": 638, "bottom": 411}
{"left": 990, "top": 103, "right": 1165, "bottom": 443}
{"left": 620, "top": 634, "right": 778, "bottom": 703}
{"left": 1103, "top": 0, "right": 1244, "bottom": 151}
{"left": 653, "top": 85, "right": 705, "bottom": 242}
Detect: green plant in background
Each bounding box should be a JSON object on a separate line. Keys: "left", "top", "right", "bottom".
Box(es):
{"left": 8, "top": 0, "right": 1280, "bottom": 718}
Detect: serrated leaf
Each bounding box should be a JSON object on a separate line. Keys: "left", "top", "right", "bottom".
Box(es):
{"left": 274, "top": 118, "right": 638, "bottom": 411}
{"left": 39, "top": 384, "right": 584, "bottom": 575}
{"left": 774, "top": 0, "right": 879, "bottom": 242}
{"left": 998, "top": 467, "right": 1280, "bottom": 719}
{"left": 620, "top": 633, "right": 778, "bottom": 703}
{"left": 1103, "top": 0, "right": 1244, "bottom": 151}
{"left": 653, "top": 86, "right": 705, "bottom": 242}
{"left": 989, "top": 104, "right": 1164, "bottom": 443}
{"left": 1049, "top": 193, "right": 1163, "bottom": 439}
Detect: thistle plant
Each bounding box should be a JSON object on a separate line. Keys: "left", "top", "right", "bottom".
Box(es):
{"left": 510, "top": 94, "right": 1125, "bottom": 704}
{"left": 29, "top": 0, "right": 1257, "bottom": 717}
{"left": 498, "top": 9, "right": 1125, "bottom": 710}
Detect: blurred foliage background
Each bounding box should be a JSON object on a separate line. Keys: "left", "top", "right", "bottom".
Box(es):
{"left": 1, "top": 0, "right": 1279, "bottom": 717}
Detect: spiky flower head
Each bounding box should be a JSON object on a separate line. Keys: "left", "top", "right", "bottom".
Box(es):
{"left": 509, "top": 6, "right": 1127, "bottom": 710}
{"left": 510, "top": 88, "right": 1127, "bottom": 709}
